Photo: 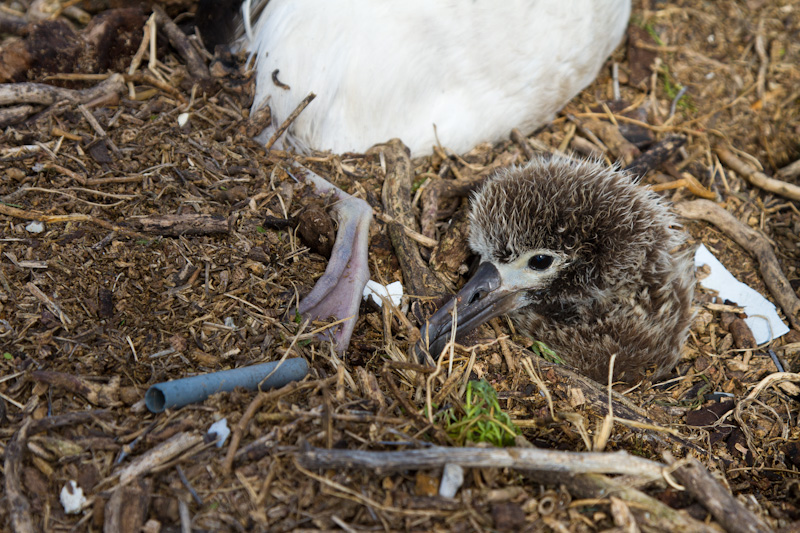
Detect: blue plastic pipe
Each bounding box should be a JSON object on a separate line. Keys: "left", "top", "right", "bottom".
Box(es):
{"left": 145, "top": 358, "right": 309, "bottom": 413}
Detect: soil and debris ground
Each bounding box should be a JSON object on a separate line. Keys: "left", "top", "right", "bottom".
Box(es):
{"left": 1, "top": 0, "right": 799, "bottom": 531}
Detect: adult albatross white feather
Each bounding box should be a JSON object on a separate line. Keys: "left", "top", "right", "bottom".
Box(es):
{"left": 230, "top": 0, "right": 632, "bottom": 353}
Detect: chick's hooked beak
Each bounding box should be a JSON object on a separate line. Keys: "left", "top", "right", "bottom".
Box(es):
{"left": 419, "top": 262, "right": 525, "bottom": 358}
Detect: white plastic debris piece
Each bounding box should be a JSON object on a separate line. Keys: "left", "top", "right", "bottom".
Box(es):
{"left": 177, "top": 113, "right": 190, "bottom": 127}
{"left": 208, "top": 418, "right": 230, "bottom": 448}
{"left": 695, "top": 244, "right": 789, "bottom": 344}
{"left": 362, "top": 280, "right": 403, "bottom": 308}
{"left": 60, "top": 480, "right": 86, "bottom": 514}
{"left": 25, "top": 221, "right": 45, "bottom": 233}
{"left": 439, "top": 463, "right": 464, "bottom": 498}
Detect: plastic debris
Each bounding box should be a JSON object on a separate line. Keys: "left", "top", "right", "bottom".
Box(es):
{"left": 208, "top": 418, "right": 230, "bottom": 448}
{"left": 60, "top": 480, "right": 86, "bottom": 514}
{"left": 363, "top": 280, "right": 403, "bottom": 308}
{"left": 439, "top": 463, "right": 464, "bottom": 498}
{"left": 695, "top": 244, "right": 789, "bottom": 344}
{"left": 145, "top": 358, "right": 309, "bottom": 413}
{"left": 25, "top": 221, "right": 45, "bottom": 233}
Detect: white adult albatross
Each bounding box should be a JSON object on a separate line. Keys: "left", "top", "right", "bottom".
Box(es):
{"left": 231, "top": 0, "right": 632, "bottom": 352}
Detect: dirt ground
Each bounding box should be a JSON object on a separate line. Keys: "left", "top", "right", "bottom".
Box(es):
{"left": 1, "top": 0, "right": 799, "bottom": 531}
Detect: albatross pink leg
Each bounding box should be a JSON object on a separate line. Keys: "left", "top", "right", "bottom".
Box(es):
{"left": 291, "top": 164, "right": 372, "bottom": 353}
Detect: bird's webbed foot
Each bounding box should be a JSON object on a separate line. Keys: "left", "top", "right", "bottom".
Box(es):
{"left": 291, "top": 164, "right": 372, "bottom": 353}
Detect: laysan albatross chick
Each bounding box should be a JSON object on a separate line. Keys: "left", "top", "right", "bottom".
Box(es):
{"left": 420, "top": 156, "right": 695, "bottom": 384}
{"left": 221, "top": 0, "right": 632, "bottom": 352}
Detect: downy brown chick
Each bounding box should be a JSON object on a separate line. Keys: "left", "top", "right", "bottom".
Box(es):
{"left": 421, "top": 155, "right": 695, "bottom": 384}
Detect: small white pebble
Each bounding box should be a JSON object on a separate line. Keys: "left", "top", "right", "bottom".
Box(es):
{"left": 60, "top": 480, "right": 87, "bottom": 514}
{"left": 362, "top": 280, "right": 403, "bottom": 308}
{"left": 177, "top": 113, "right": 190, "bottom": 127}
{"left": 439, "top": 463, "right": 464, "bottom": 498}
{"left": 208, "top": 418, "right": 230, "bottom": 448}
{"left": 25, "top": 221, "right": 45, "bottom": 233}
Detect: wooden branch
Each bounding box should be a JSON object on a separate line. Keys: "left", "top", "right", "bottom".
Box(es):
{"left": 116, "top": 432, "right": 203, "bottom": 486}
{"left": 0, "top": 74, "right": 125, "bottom": 127}
{"left": 547, "top": 472, "right": 721, "bottom": 533}
{"left": 379, "top": 139, "right": 449, "bottom": 301}
{"left": 133, "top": 213, "right": 232, "bottom": 236}
{"left": 778, "top": 159, "right": 800, "bottom": 180}
{"left": 665, "top": 453, "right": 771, "bottom": 533}
{"left": 152, "top": 6, "right": 211, "bottom": 87}
{"left": 674, "top": 199, "right": 800, "bottom": 328}
{"left": 298, "top": 445, "right": 664, "bottom": 479}
{"left": 716, "top": 147, "right": 800, "bottom": 201}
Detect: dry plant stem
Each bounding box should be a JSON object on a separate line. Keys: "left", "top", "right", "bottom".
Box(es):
{"left": 664, "top": 453, "right": 771, "bottom": 533}
{"left": 523, "top": 350, "right": 713, "bottom": 458}
{"left": 674, "top": 199, "right": 800, "bottom": 328}
{"left": 264, "top": 93, "right": 316, "bottom": 151}
{"left": 223, "top": 377, "right": 337, "bottom": 475}
{"left": 152, "top": 6, "right": 211, "bottom": 84}
{"left": 380, "top": 366, "right": 451, "bottom": 445}
{"left": 716, "top": 147, "right": 800, "bottom": 202}
{"left": 374, "top": 212, "right": 438, "bottom": 248}
{"left": 298, "top": 446, "right": 664, "bottom": 479}
{"left": 380, "top": 139, "right": 449, "bottom": 300}
{"left": 5, "top": 412, "right": 108, "bottom": 533}
{"left": 26, "top": 282, "right": 72, "bottom": 327}
{"left": 134, "top": 214, "right": 232, "bottom": 236}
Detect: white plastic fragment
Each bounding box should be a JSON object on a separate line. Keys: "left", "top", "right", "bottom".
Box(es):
{"left": 694, "top": 244, "right": 789, "bottom": 344}
{"left": 60, "top": 480, "right": 87, "bottom": 514}
{"left": 177, "top": 112, "right": 190, "bottom": 127}
{"left": 25, "top": 221, "right": 45, "bottom": 233}
{"left": 362, "top": 280, "right": 403, "bottom": 308}
{"left": 439, "top": 463, "right": 464, "bottom": 498}
{"left": 208, "top": 418, "right": 230, "bottom": 448}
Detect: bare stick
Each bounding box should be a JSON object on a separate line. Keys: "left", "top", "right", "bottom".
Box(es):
{"left": 264, "top": 93, "right": 316, "bottom": 152}
{"left": 716, "top": 147, "right": 800, "bottom": 201}
{"left": 380, "top": 139, "right": 449, "bottom": 300}
{"left": 133, "top": 214, "right": 232, "bottom": 236}
{"left": 152, "top": 6, "right": 211, "bottom": 84}
{"left": 298, "top": 445, "right": 664, "bottom": 480}
{"left": 665, "top": 453, "right": 771, "bottom": 533}
{"left": 778, "top": 159, "right": 800, "bottom": 180}
{"left": 675, "top": 199, "right": 800, "bottom": 328}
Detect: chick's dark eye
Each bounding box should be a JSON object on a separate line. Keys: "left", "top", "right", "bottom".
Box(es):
{"left": 528, "top": 254, "right": 554, "bottom": 271}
